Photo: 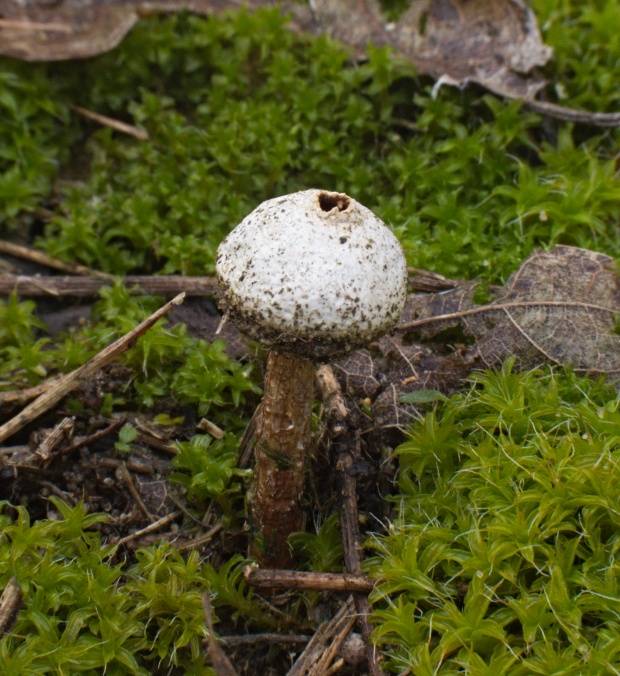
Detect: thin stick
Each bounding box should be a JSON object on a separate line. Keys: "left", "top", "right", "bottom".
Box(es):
{"left": 37, "top": 480, "right": 76, "bottom": 507}
{"left": 0, "top": 577, "right": 22, "bottom": 638}
{"left": 244, "top": 567, "right": 374, "bottom": 593}
{"left": 95, "top": 457, "right": 154, "bottom": 475}
{"left": 288, "top": 597, "right": 356, "bottom": 676}
{"left": 397, "top": 299, "right": 617, "bottom": 331}
{"left": 122, "top": 461, "right": 155, "bottom": 523}
{"left": 113, "top": 511, "right": 181, "bottom": 548}
{"left": 68, "top": 104, "right": 149, "bottom": 141}
{"left": 522, "top": 98, "right": 620, "bottom": 128}
{"left": 218, "top": 634, "right": 311, "bottom": 647}
{"left": 35, "top": 416, "right": 74, "bottom": 461}
{"left": 323, "top": 658, "right": 345, "bottom": 676}
{"left": 0, "top": 293, "right": 185, "bottom": 444}
{"left": 56, "top": 418, "right": 125, "bottom": 459}
{"left": 0, "top": 241, "right": 113, "bottom": 278}
{"left": 203, "top": 593, "right": 240, "bottom": 676}
{"left": 135, "top": 433, "right": 178, "bottom": 455}
{"left": 0, "top": 274, "right": 216, "bottom": 297}
{"left": 197, "top": 417, "right": 225, "bottom": 439}
{"left": 175, "top": 523, "right": 223, "bottom": 552}
{"left": 317, "top": 365, "right": 383, "bottom": 676}
{"left": 0, "top": 375, "right": 65, "bottom": 409}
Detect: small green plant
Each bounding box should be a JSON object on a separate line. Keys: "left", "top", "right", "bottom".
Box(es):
{"left": 170, "top": 434, "right": 251, "bottom": 520}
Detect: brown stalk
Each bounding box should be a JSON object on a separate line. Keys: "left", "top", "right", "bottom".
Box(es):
{"left": 244, "top": 566, "right": 374, "bottom": 593}
{"left": 0, "top": 274, "right": 216, "bottom": 297}
{"left": 0, "top": 240, "right": 113, "bottom": 278}
{"left": 0, "top": 269, "right": 443, "bottom": 297}
{"left": 68, "top": 103, "right": 149, "bottom": 140}
{"left": 113, "top": 511, "right": 182, "bottom": 548}
{"left": 249, "top": 350, "right": 315, "bottom": 569}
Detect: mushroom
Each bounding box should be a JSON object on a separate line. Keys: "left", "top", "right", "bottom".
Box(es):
{"left": 216, "top": 189, "right": 407, "bottom": 568}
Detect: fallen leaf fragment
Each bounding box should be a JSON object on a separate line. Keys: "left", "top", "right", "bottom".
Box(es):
{"left": 399, "top": 245, "right": 620, "bottom": 376}
{"left": 0, "top": 0, "right": 617, "bottom": 125}
{"left": 391, "top": 0, "right": 552, "bottom": 100}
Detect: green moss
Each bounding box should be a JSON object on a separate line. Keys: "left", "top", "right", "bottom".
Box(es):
{"left": 1, "top": 0, "right": 620, "bottom": 671}
{"left": 0, "top": 498, "right": 276, "bottom": 673}
{"left": 371, "top": 361, "right": 620, "bottom": 672}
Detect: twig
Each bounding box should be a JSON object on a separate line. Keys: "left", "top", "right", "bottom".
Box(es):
{"left": 0, "top": 240, "right": 112, "bottom": 278}
{"left": 523, "top": 99, "right": 620, "bottom": 127}
{"left": 203, "top": 593, "right": 240, "bottom": 676}
{"left": 397, "top": 299, "right": 617, "bottom": 331}
{"left": 37, "top": 480, "right": 76, "bottom": 506}
{"left": 136, "top": 432, "right": 178, "bottom": 455}
{"left": 175, "top": 523, "right": 223, "bottom": 552}
{"left": 95, "top": 457, "right": 155, "bottom": 474}
{"left": 68, "top": 104, "right": 149, "bottom": 141}
{"left": 167, "top": 493, "right": 207, "bottom": 527}
{"left": 218, "top": 634, "right": 311, "bottom": 647}
{"left": 0, "top": 293, "right": 185, "bottom": 444}
{"left": 197, "top": 417, "right": 225, "bottom": 439}
{"left": 0, "top": 274, "right": 216, "bottom": 297}
{"left": 323, "top": 659, "right": 345, "bottom": 675}
{"left": 35, "top": 416, "right": 74, "bottom": 462}
{"left": 122, "top": 461, "right": 155, "bottom": 523}
{"left": 244, "top": 566, "right": 374, "bottom": 593}
{"left": 288, "top": 597, "right": 356, "bottom": 676}
{"left": 317, "top": 364, "right": 383, "bottom": 676}
{"left": 56, "top": 418, "right": 125, "bottom": 459}
{"left": 0, "top": 268, "right": 450, "bottom": 298}
{"left": 113, "top": 510, "right": 181, "bottom": 548}
{"left": 0, "top": 445, "right": 41, "bottom": 472}
{"left": 0, "top": 577, "right": 22, "bottom": 638}
{"left": 407, "top": 267, "right": 458, "bottom": 293}
{"left": 0, "top": 375, "right": 65, "bottom": 409}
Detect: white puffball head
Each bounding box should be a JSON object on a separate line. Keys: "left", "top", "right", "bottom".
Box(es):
{"left": 216, "top": 189, "right": 407, "bottom": 359}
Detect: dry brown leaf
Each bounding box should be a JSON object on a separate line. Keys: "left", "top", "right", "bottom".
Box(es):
{"left": 1, "top": 0, "right": 618, "bottom": 125}
{"left": 400, "top": 245, "right": 620, "bottom": 375}
{"left": 391, "top": 0, "right": 551, "bottom": 100}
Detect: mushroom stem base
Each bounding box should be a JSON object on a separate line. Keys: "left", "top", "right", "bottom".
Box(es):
{"left": 249, "top": 350, "right": 315, "bottom": 568}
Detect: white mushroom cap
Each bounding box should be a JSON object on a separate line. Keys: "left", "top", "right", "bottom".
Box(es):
{"left": 216, "top": 189, "right": 408, "bottom": 360}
